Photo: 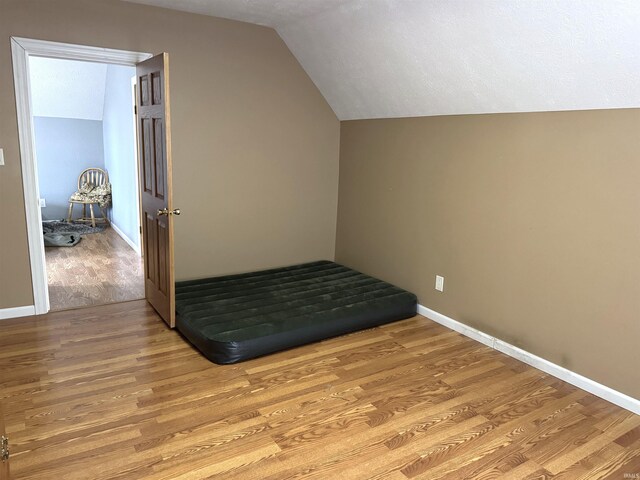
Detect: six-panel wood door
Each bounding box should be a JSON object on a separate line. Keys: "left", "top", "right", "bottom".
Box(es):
{"left": 136, "top": 53, "right": 176, "bottom": 327}
{"left": 0, "top": 402, "right": 9, "bottom": 480}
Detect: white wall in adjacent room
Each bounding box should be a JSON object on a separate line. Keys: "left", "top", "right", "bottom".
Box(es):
{"left": 102, "top": 64, "right": 139, "bottom": 251}
{"left": 33, "top": 117, "right": 105, "bottom": 220}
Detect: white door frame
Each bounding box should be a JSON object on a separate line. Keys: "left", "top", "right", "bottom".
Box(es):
{"left": 11, "top": 37, "right": 152, "bottom": 315}
{"left": 131, "top": 75, "right": 143, "bottom": 255}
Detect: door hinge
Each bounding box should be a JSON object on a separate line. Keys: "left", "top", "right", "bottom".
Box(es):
{"left": 134, "top": 105, "right": 137, "bottom": 115}
{"left": 139, "top": 226, "right": 142, "bottom": 234}
{"left": 1, "top": 435, "right": 8, "bottom": 462}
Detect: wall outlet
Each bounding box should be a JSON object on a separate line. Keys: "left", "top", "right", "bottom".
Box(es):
{"left": 39, "top": 198, "right": 46, "bottom": 208}
{"left": 0, "top": 148, "right": 4, "bottom": 166}
{"left": 435, "top": 275, "right": 444, "bottom": 292}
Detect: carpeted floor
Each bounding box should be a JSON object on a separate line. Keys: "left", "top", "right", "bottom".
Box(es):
{"left": 43, "top": 219, "right": 107, "bottom": 235}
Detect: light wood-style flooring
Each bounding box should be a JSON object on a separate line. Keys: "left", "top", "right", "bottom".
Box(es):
{"left": 0, "top": 301, "right": 638, "bottom": 479}
{"left": 45, "top": 227, "right": 144, "bottom": 311}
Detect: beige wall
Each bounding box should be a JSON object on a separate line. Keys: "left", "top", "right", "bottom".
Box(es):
{"left": 336, "top": 109, "right": 640, "bottom": 399}
{"left": 0, "top": 0, "right": 339, "bottom": 309}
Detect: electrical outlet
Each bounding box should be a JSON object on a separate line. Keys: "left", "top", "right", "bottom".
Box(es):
{"left": 0, "top": 148, "right": 5, "bottom": 166}
{"left": 435, "top": 275, "right": 444, "bottom": 292}
{"left": 39, "top": 198, "right": 46, "bottom": 207}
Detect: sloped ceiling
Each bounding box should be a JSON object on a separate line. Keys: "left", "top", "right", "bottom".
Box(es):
{"left": 124, "top": 0, "right": 640, "bottom": 120}
{"left": 29, "top": 57, "right": 108, "bottom": 120}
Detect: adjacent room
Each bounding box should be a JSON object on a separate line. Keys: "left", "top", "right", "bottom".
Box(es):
{"left": 29, "top": 56, "right": 143, "bottom": 311}
{"left": 0, "top": 1, "right": 638, "bottom": 479}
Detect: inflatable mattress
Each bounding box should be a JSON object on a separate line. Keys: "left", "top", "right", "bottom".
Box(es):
{"left": 175, "top": 260, "right": 417, "bottom": 364}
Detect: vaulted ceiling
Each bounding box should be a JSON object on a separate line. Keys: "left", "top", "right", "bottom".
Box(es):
{"left": 29, "top": 57, "right": 136, "bottom": 121}
{"left": 29, "top": 57, "right": 108, "bottom": 120}
{"left": 125, "top": 0, "right": 640, "bottom": 120}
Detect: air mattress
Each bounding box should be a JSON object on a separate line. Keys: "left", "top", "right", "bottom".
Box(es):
{"left": 175, "top": 261, "right": 417, "bottom": 364}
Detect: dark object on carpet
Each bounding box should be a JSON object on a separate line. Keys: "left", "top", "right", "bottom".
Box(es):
{"left": 43, "top": 232, "right": 81, "bottom": 247}
{"left": 42, "top": 220, "right": 106, "bottom": 247}
{"left": 175, "top": 260, "right": 418, "bottom": 364}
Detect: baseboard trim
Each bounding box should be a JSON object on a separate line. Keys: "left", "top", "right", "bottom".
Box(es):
{"left": 110, "top": 222, "right": 141, "bottom": 256}
{"left": 417, "top": 304, "right": 640, "bottom": 416}
{"left": 0, "top": 305, "right": 36, "bottom": 320}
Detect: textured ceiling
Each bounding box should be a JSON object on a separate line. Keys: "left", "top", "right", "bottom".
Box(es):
{"left": 124, "top": 0, "right": 353, "bottom": 27}
{"left": 29, "top": 57, "right": 108, "bottom": 120}
{"left": 124, "top": 0, "right": 640, "bottom": 120}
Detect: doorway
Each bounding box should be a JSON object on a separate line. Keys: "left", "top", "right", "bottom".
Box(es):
{"left": 29, "top": 56, "right": 143, "bottom": 311}
{"left": 11, "top": 37, "right": 153, "bottom": 314}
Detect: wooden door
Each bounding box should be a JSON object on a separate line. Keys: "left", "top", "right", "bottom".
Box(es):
{"left": 136, "top": 53, "right": 177, "bottom": 327}
{"left": 0, "top": 402, "right": 9, "bottom": 480}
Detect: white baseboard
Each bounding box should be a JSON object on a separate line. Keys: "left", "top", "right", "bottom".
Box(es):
{"left": 417, "top": 304, "right": 640, "bottom": 416}
{"left": 0, "top": 305, "right": 36, "bottom": 320}
{"left": 110, "top": 222, "right": 141, "bottom": 255}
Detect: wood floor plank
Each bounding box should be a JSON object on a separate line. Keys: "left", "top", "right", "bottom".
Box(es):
{"left": 545, "top": 416, "right": 639, "bottom": 474}
{"left": 0, "top": 302, "right": 637, "bottom": 479}
{"left": 45, "top": 226, "right": 144, "bottom": 311}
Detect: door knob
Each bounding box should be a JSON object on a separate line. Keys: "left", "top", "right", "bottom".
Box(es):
{"left": 157, "top": 208, "right": 181, "bottom": 216}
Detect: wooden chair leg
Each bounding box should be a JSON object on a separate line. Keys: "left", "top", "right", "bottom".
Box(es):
{"left": 67, "top": 203, "right": 73, "bottom": 223}
{"left": 89, "top": 204, "right": 96, "bottom": 228}
{"left": 99, "top": 206, "right": 109, "bottom": 224}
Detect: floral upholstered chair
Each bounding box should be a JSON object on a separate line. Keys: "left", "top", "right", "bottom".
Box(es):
{"left": 67, "top": 168, "right": 112, "bottom": 228}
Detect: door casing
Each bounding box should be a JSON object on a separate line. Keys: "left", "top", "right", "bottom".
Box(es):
{"left": 11, "top": 37, "right": 152, "bottom": 315}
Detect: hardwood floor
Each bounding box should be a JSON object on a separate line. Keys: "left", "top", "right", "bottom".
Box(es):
{"left": 0, "top": 301, "right": 638, "bottom": 479}
{"left": 45, "top": 227, "right": 144, "bottom": 311}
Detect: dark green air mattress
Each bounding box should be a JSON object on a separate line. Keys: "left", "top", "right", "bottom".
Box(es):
{"left": 175, "top": 261, "right": 417, "bottom": 364}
